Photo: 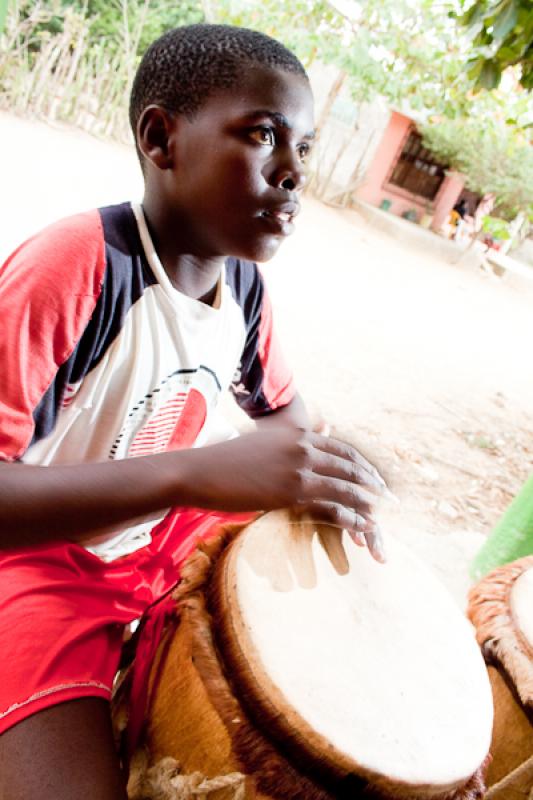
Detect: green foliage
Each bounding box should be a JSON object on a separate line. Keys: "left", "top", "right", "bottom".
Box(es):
{"left": 0, "top": 0, "right": 205, "bottom": 140}
{"left": 32, "top": 0, "right": 204, "bottom": 58}
{"left": 87, "top": 0, "right": 202, "bottom": 55}
{"left": 422, "top": 116, "right": 533, "bottom": 218}
{"left": 213, "top": 0, "right": 399, "bottom": 103}
{"left": 214, "top": 0, "right": 498, "bottom": 117}
{"left": 482, "top": 215, "right": 511, "bottom": 239}
{"left": 455, "top": 0, "right": 533, "bottom": 90}
{"left": 212, "top": 0, "right": 348, "bottom": 70}
{"left": 0, "top": 0, "right": 9, "bottom": 36}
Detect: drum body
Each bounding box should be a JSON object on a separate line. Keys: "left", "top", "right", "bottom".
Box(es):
{"left": 140, "top": 511, "right": 493, "bottom": 800}
{"left": 468, "top": 556, "right": 533, "bottom": 796}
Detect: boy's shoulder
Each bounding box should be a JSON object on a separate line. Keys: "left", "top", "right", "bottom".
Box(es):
{"left": 1, "top": 203, "right": 139, "bottom": 293}
{"left": 5, "top": 202, "right": 136, "bottom": 263}
{"left": 24, "top": 206, "right": 103, "bottom": 253}
{"left": 0, "top": 208, "right": 104, "bottom": 301}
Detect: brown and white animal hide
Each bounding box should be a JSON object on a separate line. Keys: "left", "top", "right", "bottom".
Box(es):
{"left": 468, "top": 556, "right": 533, "bottom": 788}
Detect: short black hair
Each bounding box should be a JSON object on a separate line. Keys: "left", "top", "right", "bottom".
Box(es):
{"left": 129, "top": 23, "right": 308, "bottom": 136}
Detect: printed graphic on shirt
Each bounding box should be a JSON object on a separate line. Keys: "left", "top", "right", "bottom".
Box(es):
{"left": 231, "top": 365, "right": 251, "bottom": 399}
{"left": 61, "top": 382, "right": 82, "bottom": 409}
{"left": 109, "top": 366, "right": 220, "bottom": 460}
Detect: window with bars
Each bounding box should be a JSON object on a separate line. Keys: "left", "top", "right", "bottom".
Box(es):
{"left": 388, "top": 131, "right": 446, "bottom": 200}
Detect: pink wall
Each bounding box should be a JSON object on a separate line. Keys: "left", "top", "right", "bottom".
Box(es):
{"left": 430, "top": 172, "right": 465, "bottom": 231}
{"left": 355, "top": 111, "right": 465, "bottom": 229}
{"left": 356, "top": 111, "right": 412, "bottom": 210}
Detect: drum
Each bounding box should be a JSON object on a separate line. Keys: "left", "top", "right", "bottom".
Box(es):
{"left": 134, "top": 511, "right": 493, "bottom": 800}
{"left": 467, "top": 555, "right": 533, "bottom": 797}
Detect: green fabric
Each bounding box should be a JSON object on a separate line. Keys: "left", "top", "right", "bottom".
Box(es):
{"left": 470, "top": 472, "right": 533, "bottom": 580}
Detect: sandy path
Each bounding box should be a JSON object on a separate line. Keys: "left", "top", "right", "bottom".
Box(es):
{"left": 2, "top": 111, "right": 532, "bottom": 606}
{"left": 270, "top": 200, "right": 533, "bottom": 523}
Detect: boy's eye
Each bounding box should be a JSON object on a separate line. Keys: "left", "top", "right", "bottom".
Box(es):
{"left": 297, "top": 143, "right": 310, "bottom": 162}
{"left": 249, "top": 126, "right": 275, "bottom": 146}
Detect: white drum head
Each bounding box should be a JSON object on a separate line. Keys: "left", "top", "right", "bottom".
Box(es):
{"left": 219, "top": 511, "right": 493, "bottom": 795}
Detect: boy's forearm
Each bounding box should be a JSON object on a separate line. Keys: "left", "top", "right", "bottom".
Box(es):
{"left": 0, "top": 453, "right": 188, "bottom": 548}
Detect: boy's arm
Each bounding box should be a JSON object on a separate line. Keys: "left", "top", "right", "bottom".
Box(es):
{"left": 0, "top": 427, "right": 386, "bottom": 561}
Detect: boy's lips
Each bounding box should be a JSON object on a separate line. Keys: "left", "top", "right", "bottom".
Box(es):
{"left": 258, "top": 202, "right": 299, "bottom": 234}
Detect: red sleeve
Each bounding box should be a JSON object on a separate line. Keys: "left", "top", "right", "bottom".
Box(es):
{"left": 0, "top": 210, "right": 106, "bottom": 461}
{"left": 256, "top": 285, "right": 295, "bottom": 410}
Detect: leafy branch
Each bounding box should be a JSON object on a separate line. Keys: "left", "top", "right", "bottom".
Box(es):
{"left": 454, "top": 0, "right": 533, "bottom": 89}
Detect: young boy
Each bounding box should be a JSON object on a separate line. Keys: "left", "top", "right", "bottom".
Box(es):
{"left": 0, "top": 24, "right": 386, "bottom": 799}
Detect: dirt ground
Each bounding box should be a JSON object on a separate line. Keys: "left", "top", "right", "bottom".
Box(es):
{"left": 2, "top": 110, "right": 533, "bottom": 607}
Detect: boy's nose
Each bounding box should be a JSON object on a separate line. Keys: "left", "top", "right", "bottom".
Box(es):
{"left": 279, "top": 174, "right": 304, "bottom": 192}
{"left": 273, "top": 157, "right": 306, "bottom": 192}
{"left": 276, "top": 172, "right": 306, "bottom": 192}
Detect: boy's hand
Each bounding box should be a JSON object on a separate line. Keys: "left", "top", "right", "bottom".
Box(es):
{"left": 176, "top": 428, "right": 387, "bottom": 562}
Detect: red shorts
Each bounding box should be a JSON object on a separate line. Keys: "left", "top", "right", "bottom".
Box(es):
{"left": 0, "top": 508, "right": 254, "bottom": 736}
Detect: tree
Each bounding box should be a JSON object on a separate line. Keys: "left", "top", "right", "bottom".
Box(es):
{"left": 40, "top": 0, "right": 204, "bottom": 57}
{"left": 421, "top": 117, "right": 533, "bottom": 220}
{"left": 214, "top": 0, "right": 526, "bottom": 119}
{"left": 213, "top": 1, "right": 531, "bottom": 188}
{"left": 0, "top": 0, "right": 205, "bottom": 138}
{"left": 455, "top": 0, "right": 533, "bottom": 90}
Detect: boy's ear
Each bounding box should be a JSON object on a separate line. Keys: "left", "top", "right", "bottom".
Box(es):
{"left": 137, "top": 105, "right": 177, "bottom": 170}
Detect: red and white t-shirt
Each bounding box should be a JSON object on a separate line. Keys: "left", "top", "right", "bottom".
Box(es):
{"left": 0, "top": 202, "right": 294, "bottom": 559}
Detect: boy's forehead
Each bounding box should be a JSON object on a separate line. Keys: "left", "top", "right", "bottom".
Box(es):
{"left": 199, "top": 65, "right": 314, "bottom": 128}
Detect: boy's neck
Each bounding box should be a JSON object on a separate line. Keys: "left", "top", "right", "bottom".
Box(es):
{"left": 141, "top": 198, "right": 225, "bottom": 305}
{"left": 158, "top": 251, "right": 223, "bottom": 306}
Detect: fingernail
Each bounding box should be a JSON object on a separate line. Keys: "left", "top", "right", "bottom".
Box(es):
{"left": 368, "top": 523, "right": 387, "bottom": 563}
{"left": 376, "top": 470, "right": 387, "bottom": 487}
{"left": 351, "top": 530, "right": 366, "bottom": 547}
{"left": 374, "top": 544, "right": 387, "bottom": 563}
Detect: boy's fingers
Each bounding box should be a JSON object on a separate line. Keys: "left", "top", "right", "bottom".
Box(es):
{"left": 296, "top": 502, "right": 386, "bottom": 565}
{"left": 361, "top": 521, "right": 386, "bottom": 563}
{"left": 304, "top": 501, "right": 367, "bottom": 534}
{"left": 309, "top": 433, "right": 387, "bottom": 493}
{"left": 304, "top": 473, "right": 375, "bottom": 517}
{"left": 308, "top": 450, "right": 384, "bottom": 499}
{"left": 349, "top": 529, "right": 366, "bottom": 547}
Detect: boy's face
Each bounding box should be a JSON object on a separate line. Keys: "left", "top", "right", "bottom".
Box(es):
{"left": 159, "top": 65, "right": 315, "bottom": 262}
